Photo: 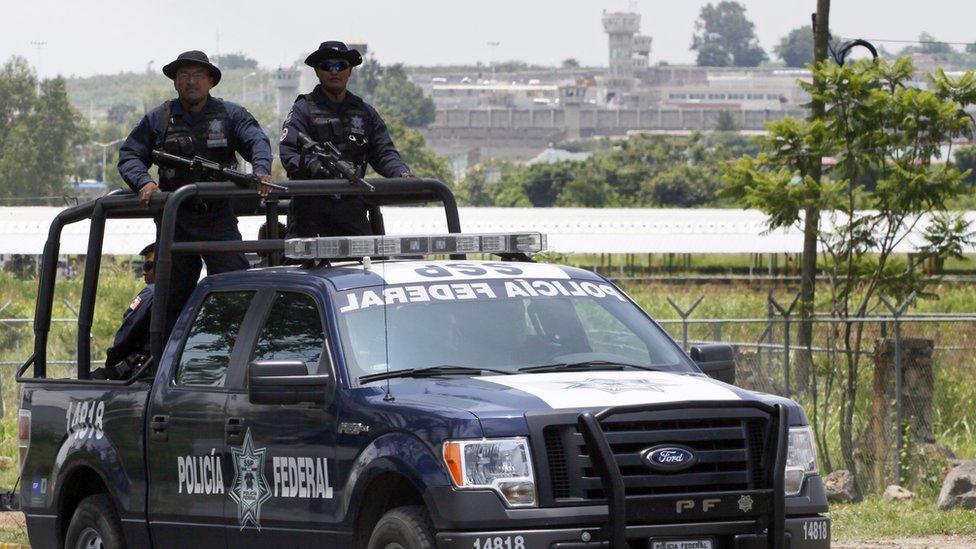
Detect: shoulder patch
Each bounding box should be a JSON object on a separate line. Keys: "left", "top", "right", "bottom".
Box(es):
{"left": 279, "top": 127, "right": 288, "bottom": 142}
{"left": 128, "top": 294, "right": 142, "bottom": 312}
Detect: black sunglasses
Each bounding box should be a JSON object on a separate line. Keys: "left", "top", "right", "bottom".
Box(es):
{"left": 143, "top": 260, "right": 155, "bottom": 271}
{"left": 319, "top": 61, "right": 349, "bottom": 72}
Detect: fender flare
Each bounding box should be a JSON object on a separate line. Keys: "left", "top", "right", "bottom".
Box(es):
{"left": 52, "top": 435, "right": 133, "bottom": 521}
{"left": 338, "top": 431, "right": 452, "bottom": 525}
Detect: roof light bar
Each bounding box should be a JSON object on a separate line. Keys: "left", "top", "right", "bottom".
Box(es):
{"left": 284, "top": 232, "right": 547, "bottom": 260}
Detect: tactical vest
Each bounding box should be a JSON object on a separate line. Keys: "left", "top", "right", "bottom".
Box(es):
{"left": 157, "top": 99, "right": 238, "bottom": 191}
{"left": 301, "top": 94, "right": 370, "bottom": 178}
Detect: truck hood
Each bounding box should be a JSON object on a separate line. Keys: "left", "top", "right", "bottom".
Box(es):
{"left": 387, "top": 370, "right": 805, "bottom": 436}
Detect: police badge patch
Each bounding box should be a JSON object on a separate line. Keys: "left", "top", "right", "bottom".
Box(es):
{"left": 350, "top": 115, "right": 365, "bottom": 134}
{"left": 207, "top": 119, "right": 228, "bottom": 148}
{"left": 229, "top": 429, "right": 272, "bottom": 530}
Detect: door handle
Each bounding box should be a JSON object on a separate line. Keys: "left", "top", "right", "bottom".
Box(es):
{"left": 225, "top": 417, "right": 244, "bottom": 445}
{"left": 151, "top": 415, "right": 169, "bottom": 442}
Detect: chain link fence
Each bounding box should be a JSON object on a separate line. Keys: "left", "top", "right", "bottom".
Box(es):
{"left": 658, "top": 293, "right": 976, "bottom": 495}
{"left": 2, "top": 289, "right": 973, "bottom": 495}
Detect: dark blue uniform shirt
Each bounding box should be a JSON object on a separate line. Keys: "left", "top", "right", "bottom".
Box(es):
{"left": 117, "top": 96, "right": 273, "bottom": 191}
{"left": 278, "top": 86, "right": 409, "bottom": 179}
{"left": 105, "top": 285, "right": 153, "bottom": 367}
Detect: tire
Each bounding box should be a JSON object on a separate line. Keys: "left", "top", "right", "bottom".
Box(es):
{"left": 366, "top": 506, "right": 436, "bottom": 549}
{"left": 64, "top": 494, "right": 126, "bottom": 549}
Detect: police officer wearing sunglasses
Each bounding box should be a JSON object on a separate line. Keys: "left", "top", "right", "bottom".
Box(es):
{"left": 93, "top": 243, "right": 157, "bottom": 380}
{"left": 279, "top": 41, "right": 412, "bottom": 237}
{"left": 118, "top": 50, "right": 274, "bottom": 334}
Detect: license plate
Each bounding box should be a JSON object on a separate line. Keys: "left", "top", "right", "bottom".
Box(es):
{"left": 650, "top": 540, "right": 713, "bottom": 549}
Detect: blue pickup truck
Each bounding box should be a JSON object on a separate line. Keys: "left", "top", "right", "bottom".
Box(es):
{"left": 17, "top": 181, "right": 829, "bottom": 549}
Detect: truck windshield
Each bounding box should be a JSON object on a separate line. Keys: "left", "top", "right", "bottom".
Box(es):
{"left": 333, "top": 277, "right": 695, "bottom": 383}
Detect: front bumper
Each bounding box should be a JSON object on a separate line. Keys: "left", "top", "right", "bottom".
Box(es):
{"left": 436, "top": 515, "right": 830, "bottom": 549}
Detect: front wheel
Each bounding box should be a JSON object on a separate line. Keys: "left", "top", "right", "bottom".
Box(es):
{"left": 64, "top": 494, "right": 126, "bottom": 549}
{"left": 367, "top": 506, "right": 436, "bottom": 549}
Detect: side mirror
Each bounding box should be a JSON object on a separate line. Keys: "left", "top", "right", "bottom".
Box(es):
{"left": 248, "top": 360, "right": 331, "bottom": 405}
{"left": 690, "top": 344, "right": 736, "bottom": 385}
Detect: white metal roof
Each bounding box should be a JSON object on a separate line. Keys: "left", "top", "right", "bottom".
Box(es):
{"left": 0, "top": 206, "right": 966, "bottom": 255}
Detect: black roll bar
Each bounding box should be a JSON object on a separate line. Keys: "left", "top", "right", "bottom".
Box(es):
{"left": 576, "top": 401, "right": 788, "bottom": 549}
{"left": 21, "top": 177, "right": 461, "bottom": 382}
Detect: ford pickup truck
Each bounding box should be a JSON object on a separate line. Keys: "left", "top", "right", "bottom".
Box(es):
{"left": 17, "top": 180, "right": 829, "bottom": 549}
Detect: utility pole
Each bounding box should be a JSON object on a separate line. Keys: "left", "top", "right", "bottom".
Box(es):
{"left": 30, "top": 40, "right": 47, "bottom": 95}
{"left": 797, "top": 0, "right": 830, "bottom": 390}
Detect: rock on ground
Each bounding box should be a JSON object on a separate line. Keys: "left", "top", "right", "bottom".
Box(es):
{"left": 938, "top": 460, "right": 976, "bottom": 510}
{"left": 882, "top": 484, "right": 916, "bottom": 502}
{"left": 824, "top": 469, "right": 862, "bottom": 503}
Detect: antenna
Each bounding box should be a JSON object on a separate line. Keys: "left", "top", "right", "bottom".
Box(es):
{"left": 380, "top": 244, "right": 393, "bottom": 401}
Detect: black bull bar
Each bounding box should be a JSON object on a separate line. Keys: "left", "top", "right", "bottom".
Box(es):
{"left": 576, "top": 400, "right": 788, "bottom": 549}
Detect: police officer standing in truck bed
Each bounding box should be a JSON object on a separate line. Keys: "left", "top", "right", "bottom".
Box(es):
{"left": 279, "top": 40, "right": 412, "bottom": 238}
{"left": 117, "top": 50, "right": 274, "bottom": 333}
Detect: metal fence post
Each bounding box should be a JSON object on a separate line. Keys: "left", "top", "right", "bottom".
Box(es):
{"left": 769, "top": 292, "right": 800, "bottom": 397}
{"left": 0, "top": 301, "right": 11, "bottom": 418}
{"left": 666, "top": 295, "right": 705, "bottom": 351}
{"left": 879, "top": 291, "right": 916, "bottom": 486}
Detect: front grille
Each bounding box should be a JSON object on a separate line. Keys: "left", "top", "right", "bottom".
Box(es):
{"left": 544, "top": 424, "right": 571, "bottom": 498}
{"left": 542, "top": 414, "right": 768, "bottom": 502}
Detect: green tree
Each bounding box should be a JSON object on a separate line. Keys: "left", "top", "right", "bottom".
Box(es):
{"left": 968, "top": 42, "right": 976, "bottom": 55}
{"left": 714, "top": 110, "right": 738, "bottom": 132}
{"left": 0, "top": 75, "right": 87, "bottom": 199}
{"left": 373, "top": 64, "right": 436, "bottom": 128}
{"left": 724, "top": 58, "right": 976, "bottom": 488}
{"left": 643, "top": 164, "right": 719, "bottom": 207}
{"left": 107, "top": 103, "right": 135, "bottom": 125}
{"left": 691, "top": 2, "right": 767, "bottom": 67}
{"left": 348, "top": 58, "right": 384, "bottom": 100}
{"left": 556, "top": 167, "right": 618, "bottom": 207}
{"left": 954, "top": 145, "right": 976, "bottom": 184}
{"left": 775, "top": 25, "right": 815, "bottom": 68}
{"left": 696, "top": 43, "right": 732, "bottom": 67}
{"left": 561, "top": 58, "right": 581, "bottom": 69}
{"left": 0, "top": 57, "right": 37, "bottom": 148}
{"left": 899, "top": 32, "right": 953, "bottom": 56}
{"left": 212, "top": 52, "right": 258, "bottom": 70}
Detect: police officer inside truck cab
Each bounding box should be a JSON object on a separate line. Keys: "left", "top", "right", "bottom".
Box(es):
{"left": 117, "top": 50, "right": 274, "bottom": 333}
{"left": 279, "top": 41, "right": 412, "bottom": 237}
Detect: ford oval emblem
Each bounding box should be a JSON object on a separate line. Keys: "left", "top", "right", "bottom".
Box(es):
{"left": 641, "top": 445, "right": 697, "bottom": 472}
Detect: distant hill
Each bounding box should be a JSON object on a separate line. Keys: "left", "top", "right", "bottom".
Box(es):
{"left": 65, "top": 68, "right": 281, "bottom": 120}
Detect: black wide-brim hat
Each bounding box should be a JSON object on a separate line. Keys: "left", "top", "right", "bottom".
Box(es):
{"left": 304, "top": 41, "right": 363, "bottom": 68}
{"left": 162, "top": 50, "right": 222, "bottom": 85}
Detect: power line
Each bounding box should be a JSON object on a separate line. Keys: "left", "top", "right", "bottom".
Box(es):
{"left": 862, "top": 37, "right": 976, "bottom": 47}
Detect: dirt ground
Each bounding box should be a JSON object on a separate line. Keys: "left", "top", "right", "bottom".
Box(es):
{"left": 834, "top": 537, "right": 976, "bottom": 548}
{"left": 0, "top": 513, "right": 22, "bottom": 530}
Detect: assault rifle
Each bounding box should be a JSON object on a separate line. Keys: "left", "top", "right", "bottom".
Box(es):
{"left": 296, "top": 132, "right": 375, "bottom": 191}
{"left": 151, "top": 150, "right": 288, "bottom": 191}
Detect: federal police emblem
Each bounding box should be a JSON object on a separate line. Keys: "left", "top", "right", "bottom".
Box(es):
{"left": 228, "top": 429, "right": 272, "bottom": 530}
{"left": 350, "top": 115, "right": 365, "bottom": 134}
{"left": 207, "top": 119, "right": 227, "bottom": 148}
{"left": 560, "top": 378, "right": 680, "bottom": 394}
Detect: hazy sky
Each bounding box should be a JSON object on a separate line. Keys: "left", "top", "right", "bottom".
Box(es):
{"left": 3, "top": 0, "right": 976, "bottom": 78}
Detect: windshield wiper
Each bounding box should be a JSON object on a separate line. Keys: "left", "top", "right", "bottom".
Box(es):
{"left": 359, "top": 365, "right": 514, "bottom": 384}
{"left": 518, "top": 360, "right": 663, "bottom": 374}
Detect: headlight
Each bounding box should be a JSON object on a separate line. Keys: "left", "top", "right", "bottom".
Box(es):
{"left": 442, "top": 437, "right": 536, "bottom": 507}
{"left": 785, "top": 426, "right": 819, "bottom": 496}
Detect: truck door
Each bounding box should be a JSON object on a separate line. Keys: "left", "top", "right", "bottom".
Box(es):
{"left": 146, "top": 289, "right": 259, "bottom": 548}
{"left": 223, "top": 288, "right": 338, "bottom": 546}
